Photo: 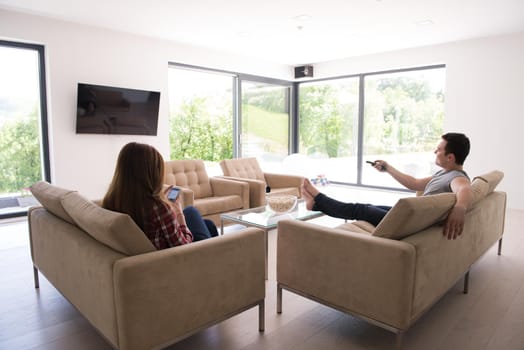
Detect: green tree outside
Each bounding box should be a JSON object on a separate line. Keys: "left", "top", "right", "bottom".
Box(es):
{"left": 169, "top": 97, "right": 233, "bottom": 161}
{"left": 0, "top": 109, "right": 42, "bottom": 193}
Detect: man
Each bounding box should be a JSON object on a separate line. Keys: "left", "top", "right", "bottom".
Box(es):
{"left": 301, "top": 133, "right": 473, "bottom": 240}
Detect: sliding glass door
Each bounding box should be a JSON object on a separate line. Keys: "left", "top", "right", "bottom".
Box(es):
{"left": 240, "top": 81, "right": 291, "bottom": 170}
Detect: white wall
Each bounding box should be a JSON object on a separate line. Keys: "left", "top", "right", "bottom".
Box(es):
{"left": 1, "top": 9, "right": 523, "bottom": 209}
{"left": 314, "top": 32, "right": 524, "bottom": 210}
{"left": 0, "top": 9, "right": 290, "bottom": 200}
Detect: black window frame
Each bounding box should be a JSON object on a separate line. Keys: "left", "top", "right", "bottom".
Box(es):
{"left": 0, "top": 40, "right": 51, "bottom": 219}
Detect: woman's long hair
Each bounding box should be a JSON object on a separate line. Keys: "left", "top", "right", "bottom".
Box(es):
{"left": 102, "top": 142, "right": 165, "bottom": 230}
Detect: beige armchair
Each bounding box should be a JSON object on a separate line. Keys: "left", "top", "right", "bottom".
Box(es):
{"left": 219, "top": 157, "right": 304, "bottom": 208}
{"left": 164, "top": 159, "right": 249, "bottom": 225}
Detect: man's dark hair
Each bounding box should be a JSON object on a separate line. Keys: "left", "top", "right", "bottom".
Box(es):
{"left": 442, "top": 133, "right": 470, "bottom": 165}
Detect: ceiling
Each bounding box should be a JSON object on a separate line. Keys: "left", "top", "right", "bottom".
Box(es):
{"left": 2, "top": 0, "right": 524, "bottom": 65}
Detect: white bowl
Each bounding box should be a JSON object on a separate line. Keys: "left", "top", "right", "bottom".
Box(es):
{"left": 266, "top": 194, "right": 297, "bottom": 214}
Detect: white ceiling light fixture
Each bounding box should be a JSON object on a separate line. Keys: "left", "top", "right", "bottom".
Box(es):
{"left": 415, "top": 19, "right": 435, "bottom": 26}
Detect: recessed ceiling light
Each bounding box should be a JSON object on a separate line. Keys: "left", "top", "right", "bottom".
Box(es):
{"left": 293, "top": 14, "right": 311, "bottom": 21}
{"left": 415, "top": 19, "right": 434, "bottom": 26}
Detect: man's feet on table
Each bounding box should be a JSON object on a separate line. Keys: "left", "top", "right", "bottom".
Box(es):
{"left": 301, "top": 179, "right": 320, "bottom": 211}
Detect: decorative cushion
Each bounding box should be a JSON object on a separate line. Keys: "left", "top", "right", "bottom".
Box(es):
{"left": 473, "top": 170, "right": 504, "bottom": 194}
{"left": 373, "top": 193, "right": 456, "bottom": 240}
{"left": 61, "top": 192, "right": 156, "bottom": 255}
{"left": 30, "top": 181, "right": 76, "bottom": 225}
{"left": 470, "top": 177, "right": 489, "bottom": 206}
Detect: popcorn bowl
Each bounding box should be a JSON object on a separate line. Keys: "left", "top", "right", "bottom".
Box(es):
{"left": 266, "top": 194, "right": 298, "bottom": 214}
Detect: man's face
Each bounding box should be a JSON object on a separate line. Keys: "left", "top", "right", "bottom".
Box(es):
{"left": 434, "top": 139, "right": 450, "bottom": 167}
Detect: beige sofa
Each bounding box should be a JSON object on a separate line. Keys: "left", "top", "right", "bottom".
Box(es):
{"left": 276, "top": 170, "right": 506, "bottom": 349}
{"left": 164, "top": 159, "right": 250, "bottom": 225}
{"left": 28, "top": 181, "right": 265, "bottom": 350}
{"left": 220, "top": 157, "right": 304, "bottom": 208}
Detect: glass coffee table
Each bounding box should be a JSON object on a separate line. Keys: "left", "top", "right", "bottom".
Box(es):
{"left": 220, "top": 199, "right": 323, "bottom": 279}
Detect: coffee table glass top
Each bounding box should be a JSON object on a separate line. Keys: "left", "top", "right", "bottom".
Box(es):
{"left": 221, "top": 199, "right": 322, "bottom": 230}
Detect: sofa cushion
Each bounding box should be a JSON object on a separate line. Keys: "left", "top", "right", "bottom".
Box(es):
{"left": 337, "top": 221, "right": 374, "bottom": 234}
{"left": 373, "top": 193, "right": 456, "bottom": 240}
{"left": 473, "top": 170, "right": 504, "bottom": 194}
{"left": 61, "top": 192, "right": 156, "bottom": 255}
{"left": 194, "top": 195, "right": 243, "bottom": 216}
{"left": 30, "top": 181, "right": 76, "bottom": 225}
{"left": 470, "top": 177, "right": 489, "bottom": 206}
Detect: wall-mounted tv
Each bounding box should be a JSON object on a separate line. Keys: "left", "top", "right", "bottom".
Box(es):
{"left": 76, "top": 83, "right": 160, "bottom": 135}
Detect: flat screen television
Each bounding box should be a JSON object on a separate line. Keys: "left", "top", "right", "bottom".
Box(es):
{"left": 76, "top": 83, "right": 160, "bottom": 135}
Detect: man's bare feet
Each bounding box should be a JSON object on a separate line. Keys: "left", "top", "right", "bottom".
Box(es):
{"left": 301, "top": 179, "right": 320, "bottom": 211}
{"left": 303, "top": 178, "right": 320, "bottom": 197}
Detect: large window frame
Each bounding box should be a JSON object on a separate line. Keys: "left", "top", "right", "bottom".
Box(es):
{"left": 0, "top": 40, "right": 51, "bottom": 219}
{"left": 167, "top": 62, "right": 444, "bottom": 193}
{"left": 297, "top": 64, "right": 445, "bottom": 192}
{"left": 168, "top": 63, "right": 294, "bottom": 167}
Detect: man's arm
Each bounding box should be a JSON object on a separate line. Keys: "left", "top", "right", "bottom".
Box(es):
{"left": 374, "top": 160, "right": 431, "bottom": 191}
{"left": 443, "top": 176, "right": 473, "bottom": 240}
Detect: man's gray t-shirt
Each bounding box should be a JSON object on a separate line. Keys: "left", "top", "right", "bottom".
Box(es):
{"left": 423, "top": 169, "right": 469, "bottom": 196}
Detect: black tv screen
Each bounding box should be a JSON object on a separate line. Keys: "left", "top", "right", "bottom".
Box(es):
{"left": 76, "top": 83, "right": 160, "bottom": 135}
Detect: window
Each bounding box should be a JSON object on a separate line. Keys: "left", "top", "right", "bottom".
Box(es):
{"left": 362, "top": 67, "right": 445, "bottom": 188}
{"left": 298, "top": 77, "right": 360, "bottom": 182}
{"left": 168, "top": 64, "right": 292, "bottom": 175}
{"left": 240, "top": 81, "right": 291, "bottom": 166}
{"left": 168, "top": 66, "right": 234, "bottom": 175}
{"left": 168, "top": 63, "right": 444, "bottom": 192}
{"left": 0, "top": 41, "right": 50, "bottom": 219}
{"left": 298, "top": 65, "right": 445, "bottom": 191}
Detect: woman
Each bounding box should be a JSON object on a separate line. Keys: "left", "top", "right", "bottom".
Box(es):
{"left": 102, "top": 142, "right": 217, "bottom": 249}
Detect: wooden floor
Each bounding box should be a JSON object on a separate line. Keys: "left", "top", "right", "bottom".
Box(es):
{"left": 1, "top": 208, "right": 524, "bottom": 350}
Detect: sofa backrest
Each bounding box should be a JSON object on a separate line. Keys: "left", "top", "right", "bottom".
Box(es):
{"left": 220, "top": 158, "right": 265, "bottom": 181}
{"left": 164, "top": 159, "right": 213, "bottom": 199}
{"left": 61, "top": 192, "right": 156, "bottom": 256}
{"left": 372, "top": 170, "right": 504, "bottom": 240}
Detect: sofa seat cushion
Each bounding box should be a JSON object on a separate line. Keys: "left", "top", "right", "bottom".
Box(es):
{"left": 30, "top": 181, "right": 76, "bottom": 225}
{"left": 373, "top": 193, "right": 456, "bottom": 240}
{"left": 61, "top": 192, "right": 156, "bottom": 255}
{"left": 337, "top": 220, "right": 374, "bottom": 234}
{"left": 194, "top": 195, "right": 243, "bottom": 216}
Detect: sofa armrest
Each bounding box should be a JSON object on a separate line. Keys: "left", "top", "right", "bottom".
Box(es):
{"left": 219, "top": 176, "right": 266, "bottom": 207}
{"left": 210, "top": 177, "right": 250, "bottom": 209}
{"left": 264, "top": 173, "right": 304, "bottom": 195}
{"left": 113, "top": 227, "right": 265, "bottom": 350}
{"left": 277, "top": 220, "right": 416, "bottom": 330}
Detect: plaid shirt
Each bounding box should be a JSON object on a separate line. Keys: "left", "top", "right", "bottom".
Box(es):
{"left": 144, "top": 201, "right": 193, "bottom": 249}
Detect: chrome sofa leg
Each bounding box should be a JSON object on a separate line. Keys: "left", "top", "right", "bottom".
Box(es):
{"left": 33, "top": 266, "right": 39, "bottom": 289}
{"left": 259, "top": 300, "right": 265, "bottom": 332}
{"left": 463, "top": 270, "right": 470, "bottom": 294}
{"left": 498, "top": 237, "right": 503, "bottom": 255}
{"left": 277, "top": 284, "right": 282, "bottom": 314}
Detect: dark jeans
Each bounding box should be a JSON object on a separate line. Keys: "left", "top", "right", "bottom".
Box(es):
{"left": 313, "top": 193, "right": 391, "bottom": 226}
{"left": 183, "top": 206, "right": 218, "bottom": 241}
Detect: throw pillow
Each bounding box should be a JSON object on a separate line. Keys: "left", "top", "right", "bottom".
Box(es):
{"left": 30, "top": 181, "right": 76, "bottom": 225}
{"left": 61, "top": 192, "right": 156, "bottom": 255}
{"left": 373, "top": 193, "right": 456, "bottom": 240}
